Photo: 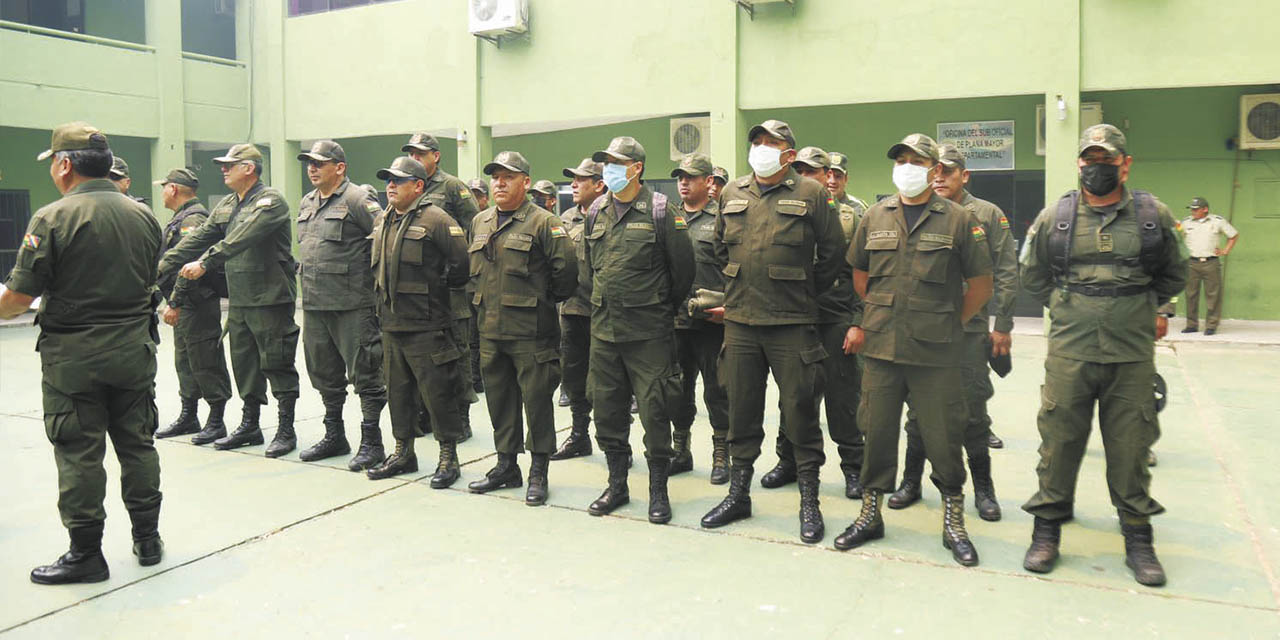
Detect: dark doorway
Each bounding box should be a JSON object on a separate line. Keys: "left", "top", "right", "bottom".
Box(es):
{"left": 966, "top": 170, "right": 1045, "bottom": 317}
{"left": 0, "top": 190, "right": 32, "bottom": 280}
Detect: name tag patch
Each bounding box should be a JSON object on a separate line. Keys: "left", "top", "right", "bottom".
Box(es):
{"left": 725, "top": 199, "right": 749, "bottom": 208}
{"left": 626, "top": 223, "right": 654, "bottom": 231}
{"left": 920, "top": 233, "right": 953, "bottom": 244}
{"left": 868, "top": 230, "right": 898, "bottom": 240}
{"left": 509, "top": 233, "right": 533, "bottom": 242}
{"left": 449, "top": 226, "right": 465, "bottom": 236}
{"left": 778, "top": 199, "right": 807, "bottom": 208}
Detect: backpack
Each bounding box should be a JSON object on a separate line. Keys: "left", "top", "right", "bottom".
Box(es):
{"left": 1047, "top": 189, "right": 1164, "bottom": 282}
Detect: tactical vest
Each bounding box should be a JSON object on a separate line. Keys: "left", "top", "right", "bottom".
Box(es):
{"left": 1048, "top": 189, "right": 1164, "bottom": 290}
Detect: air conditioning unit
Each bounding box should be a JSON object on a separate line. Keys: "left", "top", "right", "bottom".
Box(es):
{"left": 469, "top": 0, "right": 528, "bottom": 39}
{"left": 1240, "top": 94, "right": 1280, "bottom": 150}
{"left": 1036, "top": 102, "right": 1104, "bottom": 156}
{"left": 669, "top": 117, "right": 710, "bottom": 161}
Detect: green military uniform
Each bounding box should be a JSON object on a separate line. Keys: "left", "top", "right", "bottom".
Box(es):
{"left": 557, "top": 196, "right": 594, "bottom": 437}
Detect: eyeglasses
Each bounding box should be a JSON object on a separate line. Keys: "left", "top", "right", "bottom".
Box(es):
{"left": 306, "top": 160, "right": 332, "bottom": 169}
{"left": 385, "top": 176, "right": 416, "bottom": 185}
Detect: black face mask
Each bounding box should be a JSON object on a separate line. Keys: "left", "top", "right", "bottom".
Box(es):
{"left": 1080, "top": 163, "right": 1120, "bottom": 196}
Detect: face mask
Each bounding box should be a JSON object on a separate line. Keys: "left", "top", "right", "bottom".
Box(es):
{"left": 748, "top": 144, "right": 784, "bottom": 177}
{"left": 602, "top": 163, "right": 631, "bottom": 193}
{"left": 892, "top": 162, "right": 931, "bottom": 197}
{"left": 1080, "top": 162, "right": 1120, "bottom": 196}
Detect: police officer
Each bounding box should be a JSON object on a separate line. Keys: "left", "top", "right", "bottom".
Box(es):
{"left": 582, "top": 136, "right": 694, "bottom": 524}
{"left": 709, "top": 166, "right": 729, "bottom": 204}
{"left": 760, "top": 146, "right": 866, "bottom": 499}
{"left": 466, "top": 152, "right": 577, "bottom": 506}
{"left": 467, "top": 177, "right": 489, "bottom": 394}
{"left": 888, "top": 144, "right": 1019, "bottom": 521}
{"left": 551, "top": 158, "right": 605, "bottom": 461}
{"left": 530, "top": 179, "right": 559, "bottom": 213}
{"left": 468, "top": 178, "right": 490, "bottom": 211}
{"left": 159, "top": 144, "right": 301, "bottom": 457}
{"left": 366, "top": 156, "right": 470, "bottom": 484}
{"left": 108, "top": 156, "right": 147, "bottom": 205}
{"left": 700, "top": 120, "right": 844, "bottom": 544}
{"left": 1020, "top": 124, "right": 1187, "bottom": 587}
{"left": 1, "top": 122, "right": 164, "bottom": 584}
{"left": 825, "top": 152, "right": 870, "bottom": 215}
{"left": 835, "top": 133, "right": 993, "bottom": 566}
{"left": 670, "top": 152, "right": 730, "bottom": 482}
{"left": 295, "top": 140, "right": 388, "bottom": 470}
{"left": 1179, "top": 196, "right": 1238, "bottom": 335}
{"left": 153, "top": 168, "right": 232, "bottom": 443}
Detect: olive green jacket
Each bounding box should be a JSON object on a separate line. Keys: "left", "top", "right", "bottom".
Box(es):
{"left": 161, "top": 198, "right": 219, "bottom": 308}
{"left": 675, "top": 199, "right": 725, "bottom": 330}
{"left": 558, "top": 205, "right": 592, "bottom": 318}
{"left": 423, "top": 169, "right": 480, "bottom": 321}
{"left": 372, "top": 194, "right": 468, "bottom": 332}
{"left": 960, "top": 191, "right": 1019, "bottom": 333}
{"left": 470, "top": 200, "right": 577, "bottom": 340}
{"left": 297, "top": 178, "right": 380, "bottom": 311}
{"left": 816, "top": 199, "right": 863, "bottom": 327}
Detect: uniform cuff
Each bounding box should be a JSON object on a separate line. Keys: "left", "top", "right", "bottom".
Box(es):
{"left": 993, "top": 316, "right": 1014, "bottom": 333}
{"left": 4, "top": 269, "right": 42, "bottom": 298}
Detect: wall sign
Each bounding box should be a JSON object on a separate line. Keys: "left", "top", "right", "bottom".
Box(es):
{"left": 936, "top": 120, "right": 1015, "bottom": 171}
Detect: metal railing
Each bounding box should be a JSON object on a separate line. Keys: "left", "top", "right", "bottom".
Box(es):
{"left": 0, "top": 19, "right": 155, "bottom": 52}
{"left": 181, "top": 51, "right": 246, "bottom": 68}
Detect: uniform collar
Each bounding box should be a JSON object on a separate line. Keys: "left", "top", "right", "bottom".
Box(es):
{"left": 65, "top": 178, "right": 119, "bottom": 196}
{"left": 237, "top": 181, "right": 265, "bottom": 205}
{"left": 176, "top": 197, "right": 202, "bottom": 214}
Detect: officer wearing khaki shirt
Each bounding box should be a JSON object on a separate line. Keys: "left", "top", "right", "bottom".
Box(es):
{"left": 366, "top": 156, "right": 469, "bottom": 486}
{"left": 835, "top": 133, "right": 993, "bottom": 567}
{"left": 700, "top": 120, "right": 845, "bottom": 545}
{"left": 1179, "top": 196, "right": 1238, "bottom": 335}
{"left": 466, "top": 151, "right": 577, "bottom": 506}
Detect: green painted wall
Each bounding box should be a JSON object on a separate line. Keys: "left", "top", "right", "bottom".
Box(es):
{"left": 0, "top": 125, "right": 152, "bottom": 212}
{"left": 290, "top": 135, "right": 460, "bottom": 195}
{"left": 491, "top": 117, "right": 679, "bottom": 189}
{"left": 84, "top": 0, "right": 145, "bottom": 44}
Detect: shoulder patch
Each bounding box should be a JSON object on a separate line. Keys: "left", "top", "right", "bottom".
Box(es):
{"left": 256, "top": 197, "right": 275, "bottom": 208}
{"left": 970, "top": 225, "right": 987, "bottom": 242}
{"left": 998, "top": 214, "right": 1010, "bottom": 230}
{"left": 460, "top": 188, "right": 472, "bottom": 199}
{"left": 672, "top": 215, "right": 688, "bottom": 230}
{"left": 22, "top": 233, "right": 41, "bottom": 250}
{"left": 448, "top": 225, "right": 465, "bottom": 236}
{"left": 365, "top": 201, "right": 381, "bottom": 213}
{"left": 550, "top": 226, "right": 567, "bottom": 238}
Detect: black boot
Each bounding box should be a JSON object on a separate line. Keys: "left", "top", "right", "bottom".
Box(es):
{"left": 701, "top": 464, "right": 752, "bottom": 528}
{"left": 647, "top": 458, "right": 672, "bottom": 524}
{"left": 843, "top": 466, "right": 863, "bottom": 500}
{"left": 1023, "top": 517, "right": 1062, "bottom": 574}
{"left": 300, "top": 400, "right": 351, "bottom": 462}
{"left": 468, "top": 453, "right": 522, "bottom": 493}
{"left": 760, "top": 457, "right": 797, "bottom": 489}
{"left": 348, "top": 395, "right": 386, "bottom": 471}
{"left": 987, "top": 431, "right": 1004, "bottom": 449}
{"left": 431, "top": 440, "right": 461, "bottom": 489}
{"left": 669, "top": 429, "right": 693, "bottom": 475}
{"left": 264, "top": 397, "right": 296, "bottom": 458}
{"left": 834, "top": 489, "right": 885, "bottom": 550}
{"left": 156, "top": 396, "right": 201, "bottom": 438}
{"left": 213, "top": 403, "right": 263, "bottom": 450}
{"left": 191, "top": 400, "right": 228, "bottom": 445}
{"left": 551, "top": 420, "right": 592, "bottom": 460}
{"left": 942, "top": 493, "right": 979, "bottom": 567}
{"left": 1122, "top": 523, "right": 1167, "bottom": 587}
{"left": 888, "top": 435, "right": 925, "bottom": 509}
{"left": 968, "top": 451, "right": 1002, "bottom": 521}
{"left": 30, "top": 524, "right": 109, "bottom": 585}
{"left": 128, "top": 505, "right": 163, "bottom": 567}
{"left": 367, "top": 438, "right": 417, "bottom": 480}
{"left": 558, "top": 389, "right": 570, "bottom": 407}
{"left": 798, "top": 470, "right": 824, "bottom": 544}
{"left": 526, "top": 453, "right": 549, "bottom": 506}
{"left": 1146, "top": 450, "right": 1158, "bottom": 467}
{"left": 588, "top": 452, "right": 631, "bottom": 516}
{"left": 709, "top": 434, "right": 729, "bottom": 485}
{"left": 458, "top": 402, "right": 472, "bottom": 443}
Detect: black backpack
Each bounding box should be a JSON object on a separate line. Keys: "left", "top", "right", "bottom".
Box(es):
{"left": 1047, "top": 189, "right": 1164, "bottom": 282}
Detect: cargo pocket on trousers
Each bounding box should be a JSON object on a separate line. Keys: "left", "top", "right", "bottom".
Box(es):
{"left": 268, "top": 325, "right": 300, "bottom": 370}
{"left": 534, "top": 347, "right": 563, "bottom": 389}
{"left": 799, "top": 342, "right": 829, "bottom": 396}
{"left": 430, "top": 342, "right": 462, "bottom": 366}
{"left": 42, "top": 386, "right": 79, "bottom": 445}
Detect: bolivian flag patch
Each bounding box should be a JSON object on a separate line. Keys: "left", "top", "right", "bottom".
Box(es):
{"left": 550, "top": 226, "right": 566, "bottom": 238}
{"left": 971, "top": 225, "right": 987, "bottom": 242}
{"left": 673, "top": 215, "right": 688, "bottom": 230}
{"left": 460, "top": 189, "right": 472, "bottom": 199}
{"left": 22, "top": 233, "right": 41, "bottom": 250}
{"left": 998, "top": 214, "right": 1010, "bottom": 230}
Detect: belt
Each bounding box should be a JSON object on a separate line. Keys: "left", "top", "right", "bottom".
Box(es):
{"left": 1192, "top": 256, "right": 1218, "bottom": 262}
{"left": 1064, "top": 282, "right": 1148, "bottom": 297}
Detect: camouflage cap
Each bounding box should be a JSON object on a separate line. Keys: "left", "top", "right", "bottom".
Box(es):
{"left": 670, "top": 152, "right": 714, "bottom": 178}
{"left": 711, "top": 166, "right": 730, "bottom": 184}
{"left": 297, "top": 139, "right": 346, "bottom": 163}
{"left": 212, "top": 143, "right": 264, "bottom": 164}
{"left": 793, "top": 146, "right": 830, "bottom": 170}
{"left": 530, "top": 179, "right": 558, "bottom": 196}
{"left": 36, "top": 121, "right": 109, "bottom": 161}
{"left": 887, "top": 133, "right": 939, "bottom": 162}
{"left": 937, "top": 143, "right": 966, "bottom": 170}
{"left": 401, "top": 132, "right": 440, "bottom": 153}
{"left": 483, "top": 150, "right": 532, "bottom": 175}
{"left": 1079, "top": 124, "right": 1126, "bottom": 157}
{"left": 592, "top": 136, "right": 646, "bottom": 164}
{"left": 468, "top": 177, "right": 489, "bottom": 195}
{"left": 375, "top": 156, "right": 429, "bottom": 182}
{"left": 827, "top": 152, "right": 851, "bottom": 174}
{"left": 1187, "top": 196, "right": 1210, "bottom": 210}
{"left": 747, "top": 119, "right": 796, "bottom": 148}
{"left": 155, "top": 167, "right": 199, "bottom": 189}
{"left": 563, "top": 157, "right": 603, "bottom": 179}
{"left": 109, "top": 156, "right": 131, "bottom": 179}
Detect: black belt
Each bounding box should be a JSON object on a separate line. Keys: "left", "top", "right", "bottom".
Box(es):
{"left": 1064, "top": 283, "right": 1147, "bottom": 297}
{"left": 1192, "top": 256, "right": 1218, "bottom": 262}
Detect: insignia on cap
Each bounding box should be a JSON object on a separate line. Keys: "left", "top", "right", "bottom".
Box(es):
{"left": 1091, "top": 129, "right": 1107, "bottom": 142}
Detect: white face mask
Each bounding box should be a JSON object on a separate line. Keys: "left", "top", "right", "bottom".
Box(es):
{"left": 748, "top": 144, "right": 784, "bottom": 177}
{"left": 892, "top": 162, "right": 931, "bottom": 197}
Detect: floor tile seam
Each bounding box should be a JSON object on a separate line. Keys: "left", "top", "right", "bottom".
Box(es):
{"left": 0, "top": 412, "right": 42, "bottom": 422}
{"left": 1172, "top": 344, "right": 1280, "bottom": 609}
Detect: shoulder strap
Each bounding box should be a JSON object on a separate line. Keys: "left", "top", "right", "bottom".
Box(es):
{"left": 651, "top": 190, "right": 668, "bottom": 243}
{"left": 1048, "top": 190, "right": 1078, "bottom": 281}
{"left": 1131, "top": 189, "right": 1163, "bottom": 275}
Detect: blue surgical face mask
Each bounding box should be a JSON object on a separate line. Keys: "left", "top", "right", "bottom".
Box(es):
{"left": 602, "top": 163, "right": 632, "bottom": 193}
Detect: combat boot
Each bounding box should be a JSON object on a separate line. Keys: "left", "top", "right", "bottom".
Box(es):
{"left": 526, "top": 453, "right": 549, "bottom": 506}
{"left": 347, "top": 396, "right": 386, "bottom": 471}
{"left": 300, "top": 400, "right": 350, "bottom": 462}
{"left": 701, "top": 464, "right": 753, "bottom": 528}
{"left": 987, "top": 431, "right": 1004, "bottom": 449}
{"left": 430, "top": 440, "right": 460, "bottom": 489}
{"left": 468, "top": 453, "right": 522, "bottom": 493}
{"left": 191, "top": 400, "right": 227, "bottom": 445}
{"left": 709, "top": 433, "right": 730, "bottom": 485}
{"left": 588, "top": 452, "right": 631, "bottom": 516}
{"left": 798, "top": 470, "right": 824, "bottom": 544}
{"left": 760, "top": 457, "right": 797, "bottom": 489}
{"left": 968, "top": 451, "right": 1002, "bottom": 521}
{"left": 669, "top": 429, "right": 693, "bottom": 475}
{"left": 834, "top": 489, "right": 885, "bottom": 550}
{"left": 942, "top": 493, "right": 979, "bottom": 567}
{"left": 1023, "top": 517, "right": 1061, "bottom": 574}
{"left": 1122, "top": 523, "right": 1167, "bottom": 587}
{"left": 128, "top": 505, "right": 163, "bottom": 567}
{"left": 213, "top": 403, "right": 263, "bottom": 450}
{"left": 156, "top": 396, "right": 200, "bottom": 438}
{"left": 551, "top": 418, "right": 592, "bottom": 460}
{"left": 367, "top": 438, "right": 417, "bottom": 480}
{"left": 30, "top": 524, "right": 109, "bottom": 585}
{"left": 458, "top": 401, "right": 473, "bottom": 443}
{"left": 647, "top": 458, "right": 672, "bottom": 524}
{"left": 843, "top": 466, "right": 863, "bottom": 500}
{"left": 888, "top": 436, "right": 925, "bottom": 509}
{"left": 264, "top": 397, "right": 297, "bottom": 458}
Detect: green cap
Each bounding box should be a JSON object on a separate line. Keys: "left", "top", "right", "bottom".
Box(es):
{"left": 592, "top": 136, "right": 646, "bottom": 164}
{"left": 401, "top": 132, "right": 440, "bottom": 152}
{"left": 937, "top": 143, "right": 966, "bottom": 169}
{"left": 670, "top": 152, "right": 714, "bottom": 178}
{"left": 563, "top": 157, "right": 603, "bottom": 179}
{"left": 793, "top": 146, "right": 829, "bottom": 170}
{"left": 1079, "top": 124, "right": 1126, "bottom": 157}
{"left": 468, "top": 177, "right": 489, "bottom": 195}
{"left": 530, "top": 179, "right": 557, "bottom": 196}
{"left": 711, "top": 166, "right": 730, "bottom": 184}
{"left": 155, "top": 167, "right": 199, "bottom": 189}
{"left": 484, "top": 151, "right": 532, "bottom": 175}
{"left": 109, "top": 156, "right": 131, "bottom": 180}
{"left": 37, "top": 121, "right": 109, "bottom": 161}
{"left": 827, "top": 152, "right": 850, "bottom": 174}
{"left": 376, "top": 156, "right": 428, "bottom": 182}
{"left": 748, "top": 119, "right": 796, "bottom": 148}
{"left": 213, "top": 143, "right": 264, "bottom": 164}
{"left": 298, "top": 139, "right": 346, "bottom": 163}
{"left": 887, "top": 133, "right": 939, "bottom": 162}
{"left": 1187, "top": 196, "right": 1209, "bottom": 209}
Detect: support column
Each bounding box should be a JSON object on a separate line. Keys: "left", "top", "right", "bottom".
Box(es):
{"left": 1043, "top": 3, "right": 1081, "bottom": 206}
{"left": 707, "top": 2, "right": 745, "bottom": 179}
{"left": 145, "top": 0, "right": 186, "bottom": 215}
{"left": 456, "top": 39, "right": 491, "bottom": 182}
{"left": 261, "top": 0, "right": 301, "bottom": 208}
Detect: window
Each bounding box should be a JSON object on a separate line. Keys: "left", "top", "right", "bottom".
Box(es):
{"left": 1, "top": 0, "right": 86, "bottom": 35}
{"left": 288, "top": 0, "right": 400, "bottom": 17}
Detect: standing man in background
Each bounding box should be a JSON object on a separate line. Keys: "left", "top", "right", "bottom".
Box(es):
{"left": 1179, "top": 197, "right": 1238, "bottom": 335}
{"left": 826, "top": 152, "right": 869, "bottom": 216}
{"left": 531, "top": 179, "right": 560, "bottom": 213}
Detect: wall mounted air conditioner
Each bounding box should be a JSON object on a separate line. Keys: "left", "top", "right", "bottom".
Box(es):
{"left": 1240, "top": 94, "right": 1280, "bottom": 150}
{"left": 469, "top": 0, "right": 528, "bottom": 41}
{"left": 670, "top": 117, "right": 710, "bottom": 161}
{"left": 1036, "top": 102, "right": 1103, "bottom": 156}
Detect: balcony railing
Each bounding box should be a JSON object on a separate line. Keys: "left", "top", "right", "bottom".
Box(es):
{"left": 0, "top": 18, "right": 154, "bottom": 53}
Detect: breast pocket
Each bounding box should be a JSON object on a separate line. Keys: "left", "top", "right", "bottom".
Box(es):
{"left": 502, "top": 236, "right": 533, "bottom": 277}
{"left": 322, "top": 210, "right": 348, "bottom": 242}
{"left": 772, "top": 202, "right": 809, "bottom": 246}
{"left": 400, "top": 225, "right": 428, "bottom": 265}
{"left": 623, "top": 227, "right": 656, "bottom": 269}
{"left": 720, "top": 203, "right": 747, "bottom": 245}
{"left": 468, "top": 240, "right": 487, "bottom": 278}
{"left": 912, "top": 241, "right": 953, "bottom": 283}
{"left": 864, "top": 236, "right": 899, "bottom": 277}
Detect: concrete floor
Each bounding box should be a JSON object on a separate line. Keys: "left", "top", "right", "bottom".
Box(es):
{"left": 1, "top": 314, "right": 1278, "bottom": 638}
